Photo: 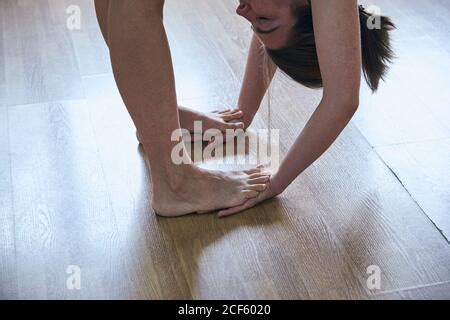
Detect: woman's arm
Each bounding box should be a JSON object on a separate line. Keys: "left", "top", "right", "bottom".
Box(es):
{"left": 218, "top": 0, "right": 362, "bottom": 217}
{"left": 237, "top": 34, "right": 277, "bottom": 128}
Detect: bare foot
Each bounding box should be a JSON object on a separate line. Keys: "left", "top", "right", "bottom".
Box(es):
{"left": 137, "top": 106, "right": 244, "bottom": 144}
{"left": 152, "top": 165, "right": 270, "bottom": 217}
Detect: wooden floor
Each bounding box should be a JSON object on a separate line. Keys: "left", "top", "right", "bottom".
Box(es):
{"left": 1, "top": 0, "right": 449, "bottom": 299}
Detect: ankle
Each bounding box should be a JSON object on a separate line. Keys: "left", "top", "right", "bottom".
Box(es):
{"left": 153, "top": 163, "right": 198, "bottom": 193}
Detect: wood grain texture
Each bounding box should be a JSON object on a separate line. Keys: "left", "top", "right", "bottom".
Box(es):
{"left": 0, "top": 0, "right": 449, "bottom": 299}
{"left": 355, "top": 0, "right": 450, "bottom": 146}
{"left": 0, "top": 0, "right": 84, "bottom": 106}
{"left": 376, "top": 140, "right": 450, "bottom": 240}
{"left": 373, "top": 281, "right": 450, "bottom": 300}
{"left": 355, "top": 0, "right": 450, "bottom": 241}
{"left": 0, "top": 107, "right": 18, "bottom": 299}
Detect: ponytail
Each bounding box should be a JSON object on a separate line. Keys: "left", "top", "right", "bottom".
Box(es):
{"left": 266, "top": 4, "right": 396, "bottom": 93}
{"left": 359, "top": 5, "right": 396, "bottom": 92}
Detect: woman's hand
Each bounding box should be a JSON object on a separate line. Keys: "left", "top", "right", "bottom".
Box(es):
{"left": 217, "top": 176, "right": 281, "bottom": 217}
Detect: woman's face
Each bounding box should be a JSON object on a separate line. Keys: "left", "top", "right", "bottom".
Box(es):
{"left": 236, "top": 0, "right": 299, "bottom": 49}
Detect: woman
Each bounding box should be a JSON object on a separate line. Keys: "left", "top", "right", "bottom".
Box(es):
{"left": 94, "top": 0, "right": 394, "bottom": 217}
{"left": 216, "top": 0, "right": 395, "bottom": 216}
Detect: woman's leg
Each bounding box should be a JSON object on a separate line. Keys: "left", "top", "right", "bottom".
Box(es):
{"left": 95, "top": 0, "right": 244, "bottom": 137}
{"left": 94, "top": 0, "right": 110, "bottom": 46}
{"left": 95, "top": 0, "right": 269, "bottom": 216}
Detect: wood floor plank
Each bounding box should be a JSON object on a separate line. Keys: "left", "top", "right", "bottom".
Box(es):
{"left": 6, "top": 100, "right": 133, "bottom": 299}
{"left": 0, "top": 107, "right": 18, "bottom": 299}
{"left": 82, "top": 74, "right": 364, "bottom": 299}
{"left": 355, "top": 0, "right": 450, "bottom": 146}
{"left": 70, "top": 26, "right": 111, "bottom": 76}
{"left": 63, "top": 0, "right": 112, "bottom": 76}
{"left": 164, "top": 4, "right": 242, "bottom": 103}
{"left": 80, "top": 70, "right": 450, "bottom": 299}
{"left": 0, "top": 0, "right": 84, "bottom": 106}
{"left": 354, "top": 0, "right": 450, "bottom": 256}
{"left": 1, "top": 0, "right": 449, "bottom": 300}
{"left": 373, "top": 281, "right": 450, "bottom": 300}
{"left": 251, "top": 84, "right": 450, "bottom": 294}
{"left": 376, "top": 139, "right": 450, "bottom": 241}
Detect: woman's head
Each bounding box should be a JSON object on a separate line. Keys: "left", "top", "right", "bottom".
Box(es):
{"left": 236, "top": 0, "right": 300, "bottom": 50}
{"left": 236, "top": 0, "right": 396, "bottom": 92}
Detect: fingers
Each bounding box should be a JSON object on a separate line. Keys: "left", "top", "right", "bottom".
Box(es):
{"left": 216, "top": 108, "right": 239, "bottom": 114}
{"left": 244, "top": 168, "right": 261, "bottom": 175}
{"left": 198, "top": 191, "right": 258, "bottom": 217}
{"left": 229, "top": 122, "right": 245, "bottom": 130}
{"left": 248, "top": 176, "right": 270, "bottom": 184}
{"left": 248, "top": 171, "right": 271, "bottom": 179}
{"left": 218, "top": 205, "right": 246, "bottom": 217}
{"left": 245, "top": 184, "right": 267, "bottom": 192}
{"left": 243, "top": 165, "right": 265, "bottom": 175}
{"left": 214, "top": 109, "right": 243, "bottom": 119}
{"left": 218, "top": 199, "right": 258, "bottom": 218}
{"left": 218, "top": 121, "right": 245, "bottom": 132}
{"left": 222, "top": 111, "right": 243, "bottom": 122}
{"left": 242, "top": 190, "right": 259, "bottom": 199}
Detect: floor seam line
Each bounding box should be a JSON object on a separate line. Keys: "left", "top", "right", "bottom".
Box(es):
{"left": 374, "top": 149, "right": 449, "bottom": 244}
{"left": 351, "top": 120, "right": 449, "bottom": 243}
{"left": 371, "top": 279, "right": 450, "bottom": 296}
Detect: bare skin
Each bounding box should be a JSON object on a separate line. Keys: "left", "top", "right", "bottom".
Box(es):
{"left": 94, "top": 0, "right": 269, "bottom": 217}
{"left": 220, "top": 0, "right": 362, "bottom": 216}
{"left": 152, "top": 166, "right": 270, "bottom": 216}
{"left": 137, "top": 107, "right": 245, "bottom": 144}
{"left": 179, "top": 107, "right": 245, "bottom": 133}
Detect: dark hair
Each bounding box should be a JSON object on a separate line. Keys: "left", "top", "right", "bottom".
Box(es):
{"left": 266, "top": 5, "right": 396, "bottom": 92}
